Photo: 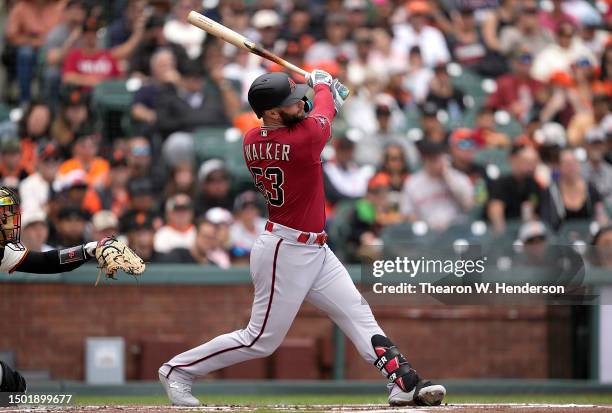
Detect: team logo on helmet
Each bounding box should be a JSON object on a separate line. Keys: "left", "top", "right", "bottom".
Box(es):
{"left": 288, "top": 77, "right": 296, "bottom": 93}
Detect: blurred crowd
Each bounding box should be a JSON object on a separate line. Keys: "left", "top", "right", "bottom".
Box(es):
{"left": 1, "top": 0, "right": 612, "bottom": 266}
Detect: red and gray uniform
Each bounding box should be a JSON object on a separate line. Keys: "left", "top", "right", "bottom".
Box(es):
{"left": 160, "top": 84, "right": 402, "bottom": 391}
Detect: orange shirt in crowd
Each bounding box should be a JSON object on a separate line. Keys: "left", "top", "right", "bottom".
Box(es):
{"left": 58, "top": 158, "right": 110, "bottom": 188}
{"left": 5, "top": 0, "right": 66, "bottom": 46}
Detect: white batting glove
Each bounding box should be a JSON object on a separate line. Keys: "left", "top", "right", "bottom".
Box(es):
{"left": 306, "top": 69, "right": 333, "bottom": 89}
{"left": 331, "top": 78, "right": 349, "bottom": 112}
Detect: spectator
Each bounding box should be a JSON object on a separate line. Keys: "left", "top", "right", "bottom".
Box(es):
{"left": 499, "top": 0, "right": 553, "bottom": 57}
{"left": 400, "top": 140, "right": 474, "bottom": 231}
{"left": 164, "top": 161, "right": 196, "bottom": 199}
{"left": 346, "top": 174, "right": 399, "bottom": 262}
{"left": 368, "top": 144, "right": 411, "bottom": 214}
{"left": 128, "top": 14, "right": 190, "bottom": 77}
{"left": 346, "top": 28, "right": 375, "bottom": 88}
{"left": 568, "top": 94, "right": 612, "bottom": 146}
{"left": 62, "top": 14, "right": 145, "bottom": 90}
{"left": 163, "top": 0, "right": 206, "bottom": 59}
{"left": 18, "top": 101, "right": 52, "bottom": 174}
{"left": 57, "top": 133, "right": 110, "bottom": 190}
{"left": 153, "top": 193, "right": 196, "bottom": 254}
{"left": 540, "top": 148, "right": 608, "bottom": 230}
{"left": 107, "top": 0, "right": 146, "bottom": 47}
{"left": 125, "top": 210, "right": 166, "bottom": 263}
{"left": 531, "top": 21, "right": 596, "bottom": 83}
{"left": 163, "top": 217, "right": 230, "bottom": 267}
{"left": 204, "top": 206, "right": 233, "bottom": 266}
{"left": 131, "top": 49, "right": 181, "bottom": 135}
{"left": 126, "top": 136, "right": 164, "bottom": 189}
{"left": 539, "top": 0, "right": 579, "bottom": 34}
{"left": 419, "top": 101, "right": 448, "bottom": 144}
{"left": 323, "top": 135, "right": 373, "bottom": 206}
{"left": 592, "top": 225, "right": 612, "bottom": 268}
{"left": 486, "top": 48, "right": 545, "bottom": 124}
{"left": 19, "top": 141, "right": 62, "bottom": 212}
{"left": 125, "top": 176, "right": 157, "bottom": 215}
{"left": 50, "top": 87, "right": 92, "bottom": 156}
{"left": 20, "top": 208, "right": 52, "bottom": 252}
{"left": 194, "top": 159, "right": 234, "bottom": 213}
{"left": 481, "top": 0, "right": 519, "bottom": 54}
{"left": 305, "top": 13, "right": 355, "bottom": 65}
{"left": 229, "top": 191, "right": 266, "bottom": 258}
{"left": 404, "top": 46, "right": 433, "bottom": 105}
{"left": 53, "top": 169, "right": 102, "bottom": 215}
{"left": 251, "top": 9, "right": 285, "bottom": 57}
{"left": 43, "top": 0, "right": 87, "bottom": 107}
{"left": 426, "top": 63, "right": 466, "bottom": 123}
{"left": 391, "top": 0, "right": 450, "bottom": 68}
{"left": 446, "top": 5, "right": 490, "bottom": 75}
{"left": 155, "top": 59, "right": 240, "bottom": 138}
{"left": 49, "top": 205, "right": 89, "bottom": 248}
{"left": 0, "top": 135, "right": 28, "bottom": 190}
{"left": 473, "top": 107, "right": 511, "bottom": 148}
{"left": 91, "top": 210, "right": 119, "bottom": 240}
{"left": 516, "top": 220, "right": 550, "bottom": 266}
{"left": 583, "top": 128, "right": 612, "bottom": 205}
{"left": 449, "top": 128, "right": 488, "bottom": 184}
{"left": 487, "top": 145, "right": 541, "bottom": 233}
{"left": 98, "top": 153, "right": 131, "bottom": 217}
{"left": 279, "top": 5, "right": 315, "bottom": 50}
{"left": 5, "top": 0, "right": 65, "bottom": 104}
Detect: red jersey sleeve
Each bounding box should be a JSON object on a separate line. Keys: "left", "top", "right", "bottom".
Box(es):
{"left": 63, "top": 48, "right": 79, "bottom": 76}
{"left": 303, "top": 84, "right": 336, "bottom": 160}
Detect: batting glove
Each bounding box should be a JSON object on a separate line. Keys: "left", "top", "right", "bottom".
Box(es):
{"left": 331, "top": 78, "right": 350, "bottom": 112}
{"left": 306, "top": 69, "right": 333, "bottom": 89}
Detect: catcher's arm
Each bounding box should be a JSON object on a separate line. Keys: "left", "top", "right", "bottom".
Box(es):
{"left": 13, "top": 242, "right": 98, "bottom": 274}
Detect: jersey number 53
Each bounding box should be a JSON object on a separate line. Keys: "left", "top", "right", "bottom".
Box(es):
{"left": 249, "top": 166, "right": 285, "bottom": 207}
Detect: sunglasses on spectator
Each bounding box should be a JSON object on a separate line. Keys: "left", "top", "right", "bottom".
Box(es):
{"left": 517, "top": 54, "right": 533, "bottom": 64}
{"left": 131, "top": 145, "right": 150, "bottom": 157}
{"left": 574, "top": 58, "right": 592, "bottom": 68}
{"left": 456, "top": 139, "right": 476, "bottom": 150}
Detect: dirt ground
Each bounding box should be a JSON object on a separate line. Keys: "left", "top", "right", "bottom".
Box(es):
{"left": 2, "top": 404, "right": 612, "bottom": 413}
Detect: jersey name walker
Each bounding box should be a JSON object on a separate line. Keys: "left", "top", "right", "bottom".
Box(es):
{"left": 243, "top": 85, "right": 336, "bottom": 233}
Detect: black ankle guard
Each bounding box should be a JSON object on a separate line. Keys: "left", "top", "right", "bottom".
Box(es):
{"left": 0, "top": 361, "right": 26, "bottom": 392}
{"left": 371, "top": 334, "right": 418, "bottom": 392}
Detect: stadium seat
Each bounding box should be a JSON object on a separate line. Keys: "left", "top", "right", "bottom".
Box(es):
{"left": 474, "top": 147, "right": 510, "bottom": 175}
{"left": 0, "top": 102, "right": 10, "bottom": 122}
{"left": 92, "top": 79, "right": 135, "bottom": 140}
{"left": 327, "top": 200, "right": 356, "bottom": 262}
{"left": 558, "top": 220, "right": 596, "bottom": 244}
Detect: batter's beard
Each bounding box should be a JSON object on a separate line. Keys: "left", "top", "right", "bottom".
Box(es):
{"left": 280, "top": 110, "right": 306, "bottom": 127}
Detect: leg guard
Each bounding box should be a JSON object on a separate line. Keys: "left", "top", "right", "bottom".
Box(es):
{"left": 371, "top": 334, "right": 418, "bottom": 393}
{"left": 0, "top": 361, "right": 27, "bottom": 392}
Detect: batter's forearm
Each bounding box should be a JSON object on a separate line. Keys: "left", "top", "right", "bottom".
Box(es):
{"left": 310, "top": 84, "right": 336, "bottom": 122}
{"left": 14, "top": 244, "right": 96, "bottom": 274}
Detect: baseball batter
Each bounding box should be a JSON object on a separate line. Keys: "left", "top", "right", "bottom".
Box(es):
{"left": 159, "top": 71, "right": 445, "bottom": 407}
{"left": 0, "top": 187, "right": 143, "bottom": 401}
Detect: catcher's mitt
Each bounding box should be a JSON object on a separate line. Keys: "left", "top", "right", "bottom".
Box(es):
{"left": 94, "top": 237, "right": 146, "bottom": 286}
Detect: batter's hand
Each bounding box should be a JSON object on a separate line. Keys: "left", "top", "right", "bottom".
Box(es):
{"left": 331, "top": 79, "right": 349, "bottom": 112}
{"left": 306, "top": 69, "right": 333, "bottom": 89}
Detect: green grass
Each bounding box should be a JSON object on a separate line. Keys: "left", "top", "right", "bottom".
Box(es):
{"left": 74, "top": 394, "right": 612, "bottom": 406}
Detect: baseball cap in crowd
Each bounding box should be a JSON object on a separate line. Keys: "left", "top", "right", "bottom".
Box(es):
{"left": 165, "top": 194, "right": 193, "bottom": 212}
{"left": 325, "top": 13, "right": 348, "bottom": 25}
{"left": 205, "top": 207, "right": 233, "bottom": 225}
{"left": 54, "top": 169, "right": 88, "bottom": 192}
{"left": 21, "top": 209, "right": 47, "bottom": 229}
{"left": 120, "top": 210, "right": 156, "bottom": 233}
{"left": 252, "top": 9, "right": 281, "bottom": 29}
{"left": 406, "top": 0, "right": 432, "bottom": 16}
{"left": 92, "top": 210, "right": 119, "bottom": 232}
{"left": 585, "top": 127, "right": 606, "bottom": 144}
{"left": 367, "top": 173, "right": 391, "bottom": 192}
{"left": 450, "top": 128, "right": 477, "bottom": 150}
{"left": 58, "top": 205, "right": 89, "bottom": 221}
{"left": 128, "top": 177, "right": 154, "bottom": 197}
{"left": 344, "top": 0, "right": 368, "bottom": 10}
{"left": 37, "top": 141, "right": 61, "bottom": 162}
{"left": 417, "top": 139, "right": 447, "bottom": 157}
{"left": 233, "top": 191, "right": 261, "bottom": 212}
{"left": 198, "top": 159, "right": 227, "bottom": 183}
{"left": 534, "top": 122, "right": 567, "bottom": 147}
{"left": 518, "top": 221, "right": 548, "bottom": 244}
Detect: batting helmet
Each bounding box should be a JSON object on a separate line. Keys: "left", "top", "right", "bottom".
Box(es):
{"left": 248, "top": 72, "right": 309, "bottom": 118}
{"left": 0, "top": 187, "right": 23, "bottom": 249}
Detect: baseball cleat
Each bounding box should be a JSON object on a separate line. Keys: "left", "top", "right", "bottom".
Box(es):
{"left": 158, "top": 372, "right": 201, "bottom": 406}
{"left": 388, "top": 379, "right": 446, "bottom": 407}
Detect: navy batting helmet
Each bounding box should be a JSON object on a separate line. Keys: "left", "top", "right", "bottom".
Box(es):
{"left": 248, "top": 72, "right": 309, "bottom": 118}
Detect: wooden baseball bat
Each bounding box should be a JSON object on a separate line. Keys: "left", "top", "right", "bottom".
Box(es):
{"left": 187, "top": 11, "right": 309, "bottom": 78}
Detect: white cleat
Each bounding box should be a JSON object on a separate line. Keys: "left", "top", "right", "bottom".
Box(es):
{"left": 388, "top": 380, "right": 446, "bottom": 407}
{"left": 158, "top": 372, "right": 201, "bottom": 406}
